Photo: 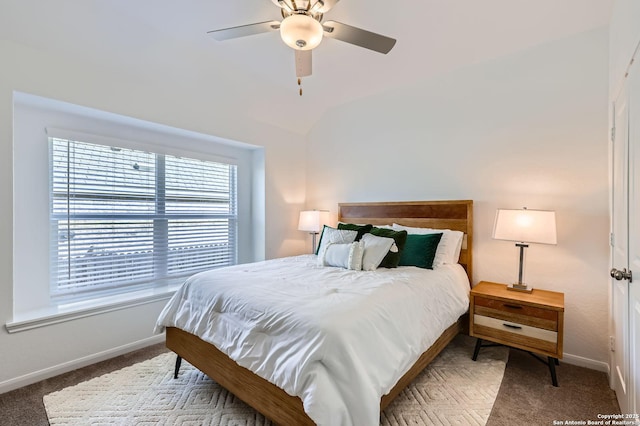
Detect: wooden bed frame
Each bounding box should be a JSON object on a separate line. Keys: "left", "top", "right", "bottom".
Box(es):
{"left": 166, "top": 200, "right": 473, "bottom": 425}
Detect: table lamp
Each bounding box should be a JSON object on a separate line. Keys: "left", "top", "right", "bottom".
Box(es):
{"left": 492, "top": 208, "right": 557, "bottom": 292}
{"left": 298, "top": 210, "right": 330, "bottom": 254}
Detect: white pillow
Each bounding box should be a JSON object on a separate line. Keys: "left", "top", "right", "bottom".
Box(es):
{"left": 349, "top": 240, "right": 365, "bottom": 271}
{"left": 360, "top": 233, "right": 395, "bottom": 271}
{"left": 319, "top": 241, "right": 364, "bottom": 270}
{"left": 392, "top": 224, "right": 464, "bottom": 267}
{"left": 316, "top": 226, "right": 358, "bottom": 259}
{"left": 374, "top": 224, "right": 394, "bottom": 230}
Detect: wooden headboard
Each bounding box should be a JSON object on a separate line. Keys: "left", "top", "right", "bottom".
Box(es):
{"left": 338, "top": 200, "right": 473, "bottom": 283}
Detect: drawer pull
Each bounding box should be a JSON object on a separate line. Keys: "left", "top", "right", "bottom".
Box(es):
{"left": 503, "top": 304, "right": 523, "bottom": 309}
{"left": 502, "top": 323, "right": 523, "bottom": 330}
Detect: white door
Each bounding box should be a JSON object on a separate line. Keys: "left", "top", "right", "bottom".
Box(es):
{"left": 612, "top": 76, "right": 630, "bottom": 414}
{"left": 628, "top": 60, "right": 640, "bottom": 415}
{"left": 612, "top": 58, "right": 640, "bottom": 416}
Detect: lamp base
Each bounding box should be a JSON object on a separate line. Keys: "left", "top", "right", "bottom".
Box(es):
{"left": 507, "top": 283, "right": 533, "bottom": 293}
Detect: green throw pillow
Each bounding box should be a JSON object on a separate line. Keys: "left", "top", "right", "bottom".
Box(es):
{"left": 315, "top": 225, "right": 329, "bottom": 255}
{"left": 337, "top": 223, "right": 373, "bottom": 241}
{"left": 369, "top": 227, "right": 408, "bottom": 268}
{"left": 399, "top": 233, "right": 443, "bottom": 269}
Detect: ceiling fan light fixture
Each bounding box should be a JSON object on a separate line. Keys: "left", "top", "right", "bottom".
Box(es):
{"left": 280, "top": 14, "right": 323, "bottom": 51}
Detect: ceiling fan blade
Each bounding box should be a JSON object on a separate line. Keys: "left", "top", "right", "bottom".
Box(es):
{"left": 295, "top": 49, "right": 312, "bottom": 77}
{"left": 322, "top": 21, "right": 396, "bottom": 54}
{"left": 207, "top": 20, "right": 280, "bottom": 41}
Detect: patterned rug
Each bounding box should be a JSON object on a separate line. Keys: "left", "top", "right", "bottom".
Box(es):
{"left": 43, "top": 335, "right": 507, "bottom": 425}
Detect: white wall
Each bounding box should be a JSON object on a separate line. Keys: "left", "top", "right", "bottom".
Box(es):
{"left": 306, "top": 28, "right": 610, "bottom": 367}
{"left": 609, "top": 0, "right": 640, "bottom": 99}
{"left": 0, "top": 38, "right": 307, "bottom": 391}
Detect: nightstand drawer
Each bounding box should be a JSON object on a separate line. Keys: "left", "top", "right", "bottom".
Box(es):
{"left": 473, "top": 314, "right": 558, "bottom": 354}
{"left": 474, "top": 296, "right": 558, "bottom": 331}
{"left": 474, "top": 314, "right": 557, "bottom": 342}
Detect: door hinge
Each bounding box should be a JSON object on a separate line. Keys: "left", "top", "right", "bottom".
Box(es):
{"left": 610, "top": 336, "right": 615, "bottom": 351}
{"left": 610, "top": 232, "right": 615, "bottom": 246}
{"left": 611, "top": 126, "right": 616, "bottom": 142}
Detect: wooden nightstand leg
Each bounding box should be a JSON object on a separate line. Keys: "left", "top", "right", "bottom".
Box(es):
{"left": 548, "top": 357, "right": 558, "bottom": 387}
{"left": 472, "top": 338, "right": 482, "bottom": 361}
{"left": 472, "top": 338, "right": 503, "bottom": 361}
{"left": 174, "top": 355, "right": 182, "bottom": 379}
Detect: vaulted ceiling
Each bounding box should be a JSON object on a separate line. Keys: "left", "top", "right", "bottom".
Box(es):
{"left": 0, "top": 0, "right": 613, "bottom": 134}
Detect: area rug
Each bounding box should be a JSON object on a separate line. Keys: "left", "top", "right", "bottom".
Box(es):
{"left": 44, "top": 335, "right": 508, "bottom": 425}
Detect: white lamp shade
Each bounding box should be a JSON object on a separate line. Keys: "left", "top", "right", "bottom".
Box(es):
{"left": 492, "top": 209, "right": 557, "bottom": 245}
{"left": 298, "top": 210, "right": 330, "bottom": 233}
{"left": 280, "top": 14, "right": 323, "bottom": 50}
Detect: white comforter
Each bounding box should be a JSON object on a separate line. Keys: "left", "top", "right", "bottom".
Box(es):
{"left": 155, "top": 255, "right": 469, "bottom": 426}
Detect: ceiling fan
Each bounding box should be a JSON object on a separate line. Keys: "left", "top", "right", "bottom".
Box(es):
{"left": 207, "top": 0, "right": 396, "bottom": 89}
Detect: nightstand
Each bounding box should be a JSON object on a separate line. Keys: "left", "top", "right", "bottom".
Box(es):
{"left": 469, "top": 281, "right": 564, "bottom": 386}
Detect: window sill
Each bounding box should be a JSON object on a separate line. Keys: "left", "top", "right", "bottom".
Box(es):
{"left": 5, "top": 285, "right": 180, "bottom": 334}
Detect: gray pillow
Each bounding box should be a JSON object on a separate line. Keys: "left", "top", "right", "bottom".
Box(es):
{"left": 361, "top": 233, "right": 395, "bottom": 271}
{"left": 316, "top": 226, "right": 358, "bottom": 259}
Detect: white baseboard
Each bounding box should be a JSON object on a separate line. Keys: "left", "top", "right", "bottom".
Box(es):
{"left": 0, "top": 333, "right": 165, "bottom": 395}
{"left": 562, "top": 352, "right": 610, "bottom": 374}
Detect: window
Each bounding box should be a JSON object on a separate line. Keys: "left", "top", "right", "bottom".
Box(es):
{"left": 49, "top": 137, "right": 238, "bottom": 300}
{"left": 10, "top": 94, "right": 262, "bottom": 331}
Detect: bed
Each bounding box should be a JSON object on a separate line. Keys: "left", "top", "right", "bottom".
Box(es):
{"left": 156, "top": 200, "right": 473, "bottom": 425}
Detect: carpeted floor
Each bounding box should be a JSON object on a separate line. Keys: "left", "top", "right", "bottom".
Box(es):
{"left": 0, "top": 335, "right": 620, "bottom": 426}
{"left": 486, "top": 347, "right": 620, "bottom": 426}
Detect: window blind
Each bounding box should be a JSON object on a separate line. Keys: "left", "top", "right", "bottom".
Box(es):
{"left": 49, "top": 137, "right": 237, "bottom": 299}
